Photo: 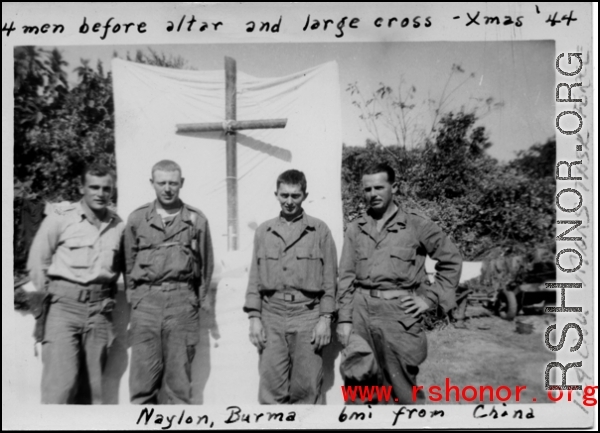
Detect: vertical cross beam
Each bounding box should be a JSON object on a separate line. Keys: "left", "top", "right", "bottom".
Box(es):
{"left": 176, "top": 57, "right": 287, "bottom": 252}
{"left": 225, "top": 56, "right": 238, "bottom": 251}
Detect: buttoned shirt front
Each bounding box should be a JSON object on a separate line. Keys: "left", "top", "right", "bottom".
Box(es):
{"left": 27, "top": 201, "right": 125, "bottom": 291}
{"left": 244, "top": 212, "right": 338, "bottom": 317}
{"left": 337, "top": 206, "right": 462, "bottom": 323}
{"left": 124, "top": 200, "right": 214, "bottom": 302}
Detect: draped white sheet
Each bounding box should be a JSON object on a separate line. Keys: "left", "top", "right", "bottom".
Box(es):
{"left": 111, "top": 58, "right": 345, "bottom": 404}
{"left": 112, "top": 58, "right": 344, "bottom": 259}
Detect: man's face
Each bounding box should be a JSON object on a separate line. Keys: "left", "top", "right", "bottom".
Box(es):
{"left": 275, "top": 183, "right": 307, "bottom": 217}
{"left": 362, "top": 172, "right": 397, "bottom": 213}
{"left": 151, "top": 169, "right": 184, "bottom": 207}
{"left": 79, "top": 173, "right": 114, "bottom": 213}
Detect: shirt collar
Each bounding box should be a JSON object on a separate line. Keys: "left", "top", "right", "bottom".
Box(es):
{"left": 358, "top": 203, "right": 407, "bottom": 229}
{"left": 267, "top": 211, "right": 316, "bottom": 231}
{"left": 146, "top": 199, "right": 191, "bottom": 223}
{"left": 77, "top": 200, "right": 114, "bottom": 224}
{"left": 278, "top": 210, "right": 305, "bottom": 225}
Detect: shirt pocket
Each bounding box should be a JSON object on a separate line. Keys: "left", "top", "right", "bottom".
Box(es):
{"left": 295, "top": 246, "right": 324, "bottom": 290}
{"left": 389, "top": 247, "right": 416, "bottom": 281}
{"left": 257, "top": 246, "right": 281, "bottom": 289}
{"left": 136, "top": 238, "right": 154, "bottom": 265}
{"left": 134, "top": 238, "right": 159, "bottom": 281}
{"left": 163, "top": 242, "right": 194, "bottom": 276}
{"left": 64, "top": 237, "right": 95, "bottom": 269}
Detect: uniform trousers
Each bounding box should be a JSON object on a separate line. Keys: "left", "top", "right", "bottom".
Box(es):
{"left": 41, "top": 281, "right": 114, "bottom": 404}
{"left": 350, "top": 289, "right": 428, "bottom": 404}
{"left": 258, "top": 293, "right": 323, "bottom": 404}
{"left": 128, "top": 284, "right": 200, "bottom": 404}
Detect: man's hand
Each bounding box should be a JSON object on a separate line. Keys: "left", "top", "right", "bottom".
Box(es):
{"left": 400, "top": 295, "right": 431, "bottom": 318}
{"left": 336, "top": 322, "right": 352, "bottom": 347}
{"left": 249, "top": 317, "right": 267, "bottom": 352}
{"left": 200, "top": 289, "right": 213, "bottom": 314}
{"left": 311, "top": 316, "right": 331, "bottom": 351}
{"left": 200, "top": 302, "right": 211, "bottom": 314}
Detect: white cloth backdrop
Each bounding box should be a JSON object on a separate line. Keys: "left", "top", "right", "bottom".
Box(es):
{"left": 112, "top": 58, "right": 343, "bottom": 256}
{"left": 111, "top": 58, "right": 345, "bottom": 405}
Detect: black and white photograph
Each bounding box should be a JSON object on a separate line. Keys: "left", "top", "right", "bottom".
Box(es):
{"left": 3, "top": 2, "right": 596, "bottom": 430}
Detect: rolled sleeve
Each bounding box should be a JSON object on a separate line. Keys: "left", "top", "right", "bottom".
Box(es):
{"left": 337, "top": 224, "right": 358, "bottom": 323}
{"left": 419, "top": 220, "right": 462, "bottom": 313}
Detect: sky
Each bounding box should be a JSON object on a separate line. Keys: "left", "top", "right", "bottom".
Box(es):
{"left": 50, "top": 40, "right": 555, "bottom": 161}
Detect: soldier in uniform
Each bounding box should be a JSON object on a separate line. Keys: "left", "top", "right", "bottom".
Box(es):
{"left": 124, "top": 159, "right": 213, "bottom": 404}
{"left": 336, "top": 163, "right": 462, "bottom": 404}
{"left": 244, "top": 169, "right": 338, "bottom": 404}
{"left": 27, "top": 163, "right": 124, "bottom": 404}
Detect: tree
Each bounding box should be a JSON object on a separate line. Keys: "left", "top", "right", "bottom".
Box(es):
{"left": 341, "top": 111, "right": 556, "bottom": 261}
{"left": 13, "top": 47, "right": 192, "bottom": 273}
{"left": 510, "top": 138, "right": 556, "bottom": 179}
{"left": 347, "top": 64, "right": 504, "bottom": 149}
{"left": 123, "top": 47, "right": 192, "bottom": 69}
{"left": 15, "top": 55, "right": 114, "bottom": 203}
{"left": 414, "top": 111, "right": 493, "bottom": 201}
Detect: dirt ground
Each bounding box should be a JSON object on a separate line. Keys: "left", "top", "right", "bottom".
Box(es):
{"left": 419, "top": 304, "right": 556, "bottom": 405}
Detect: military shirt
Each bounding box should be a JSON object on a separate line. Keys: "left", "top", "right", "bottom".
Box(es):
{"left": 244, "top": 212, "right": 338, "bottom": 318}
{"left": 337, "top": 207, "right": 462, "bottom": 323}
{"left": 27, "top": 201, "right": 125, "bottom": 291}
{"left": 124, "top": 200, "right": 214, "bottom": 302}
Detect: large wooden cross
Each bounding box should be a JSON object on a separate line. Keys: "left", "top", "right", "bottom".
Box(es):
{"left": 176, "top": 57, "right": 287, "bottom": 251}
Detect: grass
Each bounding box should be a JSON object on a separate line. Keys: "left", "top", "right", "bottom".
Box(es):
{"left": 419, "top": 306, "right": 556, "bottom": 405}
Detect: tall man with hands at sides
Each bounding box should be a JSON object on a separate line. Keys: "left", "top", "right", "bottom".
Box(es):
{"left": 124, "top": 159, "right": 213, "bottom": 404}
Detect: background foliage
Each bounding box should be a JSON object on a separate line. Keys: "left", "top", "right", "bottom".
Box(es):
{"left": 13, "top": 48, "right": 555, "bottom": 274}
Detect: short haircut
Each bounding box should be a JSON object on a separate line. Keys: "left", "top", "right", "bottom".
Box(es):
{"left": 80, "top": 163, "right": 115, "bottom": 185}
{"left": 276, "top": 169, "right": 307, "bottom": 193}
{"left": 362, "top": 162, "right": 396, "bottom": 184}
{"left": 152, "top": 159, "right": 182, "bottom": 177}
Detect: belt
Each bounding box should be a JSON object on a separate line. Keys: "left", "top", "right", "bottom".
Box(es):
{"left": 139, "top": 281, "right": 193, "bottom": 292}
{"left": 264, "top": 286, "right": 320, "bottom": 302}
{"left": 359, "top": 287, "right": 413, "bottom": 300}
{"left": 48, "top": 278, "right": 113, "bottom": 303}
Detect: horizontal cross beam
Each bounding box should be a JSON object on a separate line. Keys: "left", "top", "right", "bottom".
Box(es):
{"left": 176, "top": 119, "right": 288, "bottom": 134}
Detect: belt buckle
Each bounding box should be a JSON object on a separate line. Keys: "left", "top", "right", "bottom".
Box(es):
{"left": 370, "top": 289, "right": 381, "bottom": 299}
{"left": 78, "top": 289, "right": 90, "bottom": 303}
{"left": 283, "top": 293, "right": 295, "bottom": 302}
